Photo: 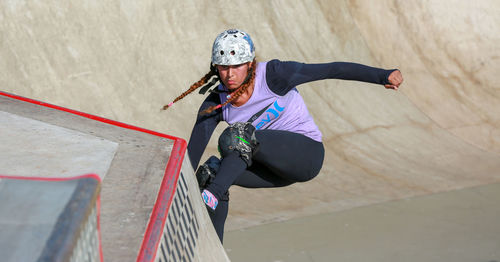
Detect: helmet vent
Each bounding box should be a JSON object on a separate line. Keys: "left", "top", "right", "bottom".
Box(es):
{"left": 220, "top": 51, "right": 224, "bottom": 55}
{"left": 230, "top": 50, "right": 235, "bottom": 55}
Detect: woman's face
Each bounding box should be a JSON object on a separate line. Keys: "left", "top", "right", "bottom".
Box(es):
{"left": 217, "top": 63, "right": 250, "bottom": 90}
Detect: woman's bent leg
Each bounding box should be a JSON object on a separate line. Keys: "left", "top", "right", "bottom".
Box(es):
{"left": 233, "top": 162, "right": 295, "bottom": 188}
{"left": 202, "top": 130, "right": 324, "bottom": 242}
{"left": 207, "top": 197, "right": 229, "bottom": 243}
{"left": 206, "top": 130, "right": 324, "bottom": 197}
{"left": 251, "top": 130, "right": 325, "bottom": 182}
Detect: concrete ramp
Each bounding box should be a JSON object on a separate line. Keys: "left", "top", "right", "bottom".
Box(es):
{"left": 0, "top": 91, "right": 229, "bottom": 261}
{"left": 0, "top": 175, "right": 101, "bottom": 262}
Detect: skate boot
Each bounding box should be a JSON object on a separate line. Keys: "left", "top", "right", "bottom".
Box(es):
{"left": 195, "top": 156, "right": 221, "bottom": 190}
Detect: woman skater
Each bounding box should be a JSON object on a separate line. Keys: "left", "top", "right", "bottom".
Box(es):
{"left": 163, "top": 29, "right": 403, "bottom": 242}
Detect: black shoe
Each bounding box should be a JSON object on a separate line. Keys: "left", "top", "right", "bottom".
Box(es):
{"left": 195, "top": 156, "right": 221, "bottom": 190}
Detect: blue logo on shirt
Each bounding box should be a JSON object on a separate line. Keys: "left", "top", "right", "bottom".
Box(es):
{"left": 255, "top": 101, "right": 285, "bottom": 130}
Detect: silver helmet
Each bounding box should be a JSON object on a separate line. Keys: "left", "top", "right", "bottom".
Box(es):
{"left": 211, "top": 29, "right": 255, "bottom": 66}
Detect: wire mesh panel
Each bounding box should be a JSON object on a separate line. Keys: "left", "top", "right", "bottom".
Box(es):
{"left": 155, "top": 173, "right": 200, "bottom": 262}
{"left": 69, "top": 205, "right": 101, "bottom": 262}
{"left": 137, "top": 141, "right": 229, "bottom": 262}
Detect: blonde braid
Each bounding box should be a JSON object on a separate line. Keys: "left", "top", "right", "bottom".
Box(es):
{"left": 200, "top": 60, "right": 257, "bottom": 115}
{"left": 162, "top": 66, "right": 217, "bottom": 110}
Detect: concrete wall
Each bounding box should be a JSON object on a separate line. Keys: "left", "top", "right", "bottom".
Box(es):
{"left": 2, "top": 0, "right": 499, "bottom": 231}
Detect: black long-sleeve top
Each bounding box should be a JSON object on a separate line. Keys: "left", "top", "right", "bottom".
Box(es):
{"left": 187, "top": 59, "right": 396, "bottom": 169}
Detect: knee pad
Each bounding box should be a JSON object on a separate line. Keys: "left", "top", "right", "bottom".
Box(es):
{"left": 218, "top": 122, "right": 259, "bottom": 166}
{"left": 195, "top": 156, "right": 221, "bottom": 190}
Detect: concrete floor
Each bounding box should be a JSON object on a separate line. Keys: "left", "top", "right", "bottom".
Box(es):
{"left": 225, "top": 182, "right": 500, "bottom": 262}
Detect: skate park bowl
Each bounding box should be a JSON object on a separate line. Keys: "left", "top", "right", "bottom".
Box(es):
{"left": 1, "top": 0, "right": 500, "bottom": 261}
{"left": 0, "top": 92, "right": 229, "bottom": 261}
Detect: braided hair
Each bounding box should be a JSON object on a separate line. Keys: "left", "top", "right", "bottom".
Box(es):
{"left": 162, "top": 64, "right": 218, "bottom": 110}
{"left": 163, "top": 59, "right": 257, "bottom": 115}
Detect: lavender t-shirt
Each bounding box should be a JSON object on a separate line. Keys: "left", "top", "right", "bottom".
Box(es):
{"left": 218, "top": 61, "right": 322, "bottom": 142}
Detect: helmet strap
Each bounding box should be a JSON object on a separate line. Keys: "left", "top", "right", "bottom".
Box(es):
{"left": 241, "top": 64, "right": 254, "bottom": 86}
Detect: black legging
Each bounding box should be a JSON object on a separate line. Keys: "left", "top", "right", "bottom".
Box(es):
{"left": 205, "top": 129, "right": 325, "bottom": 242}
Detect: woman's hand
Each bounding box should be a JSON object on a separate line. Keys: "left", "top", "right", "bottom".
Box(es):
{"left": 385, "top": 70, "right": 403, "bottom": 90}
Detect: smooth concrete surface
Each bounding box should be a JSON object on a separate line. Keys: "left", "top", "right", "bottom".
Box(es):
{"left": 0, "top": 95, "right": 174, "bottom": 260}
{"left": 225, "top": 182, "right": 500, "bottom": 262}
{"left": 1, "top": 0, "right": 500, "bottom": 261}
{"left": 0, "top": 179, "right": 76, "bottom": 262}
{"left": 0, "top": 111, "right": 117, "bottom": 179}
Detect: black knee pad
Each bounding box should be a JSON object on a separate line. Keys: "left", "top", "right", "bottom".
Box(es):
{"left": 218, "top": 122, "right": 259, "bottom": 166}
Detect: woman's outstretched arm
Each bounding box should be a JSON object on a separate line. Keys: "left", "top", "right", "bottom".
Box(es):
{"left": 266, "top": 59, "right": 402, "bottom": 95}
